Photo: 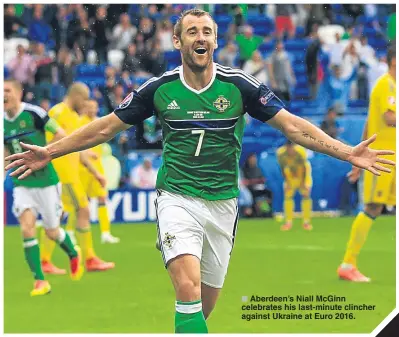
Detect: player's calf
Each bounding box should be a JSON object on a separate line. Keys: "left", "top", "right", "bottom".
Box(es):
{"left": 168, "top": 255, "right": 208, "bottom": 333}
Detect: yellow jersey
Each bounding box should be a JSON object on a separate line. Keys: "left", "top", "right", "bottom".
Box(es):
{"left": 367, "top": 73, "right": 396, "bottom": 152}
{"left": 46, "top": 102, "right": 81, "bottom": 183}
{"left": 277, "top": 144, "right": 309, "bottom": 181}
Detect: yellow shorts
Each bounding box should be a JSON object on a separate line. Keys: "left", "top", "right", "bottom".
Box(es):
{"left": 62, "top": 180, "right": 89, "bottom": 212}
{"left": 364, "top": 166, "right": 396, "bottom": 205}
{"left": 80, "top": 166, "right": 107, "bottom": 199}
{"left": 284, "top": 175, "right": 312, "bottom": 198}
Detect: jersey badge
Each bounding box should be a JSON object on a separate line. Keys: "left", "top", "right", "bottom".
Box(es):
{"left": 19, "top": 120, "right": 26, "bottom": 129}
{"left": 260, "top": 91, "right": 275, "bottom": 106}
{"left": 162, "top": 232, "right": 176, "bottom": 249}
{"left": 213, "top": 95, "right": 230, "bottom": 113}
{"left": 118, "top": 92, "right": 134, "bottom": 109}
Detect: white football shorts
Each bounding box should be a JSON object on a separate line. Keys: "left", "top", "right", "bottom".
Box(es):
{"left": 155, "top": 189, "right": 239, "bottom": 289}
{"left": 12, "top": 183, "right": 63, "bottom": 228}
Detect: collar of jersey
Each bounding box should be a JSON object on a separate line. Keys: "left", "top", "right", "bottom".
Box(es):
{"left": 179, "top": 62, "right": 217, "bottom": 95}
{"left": 4, "top": 102, "right": 25, "bottom": 122}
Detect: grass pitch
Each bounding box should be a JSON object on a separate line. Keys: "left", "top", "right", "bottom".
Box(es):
{"left": 4, "top": 216, "right": 395, "bottom": 333}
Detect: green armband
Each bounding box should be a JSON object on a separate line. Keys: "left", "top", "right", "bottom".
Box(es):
{"left": 44, "top": 118, "right": 60, "bottom": 134}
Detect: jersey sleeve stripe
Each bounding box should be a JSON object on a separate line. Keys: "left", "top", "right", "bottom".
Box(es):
{"left": 23, "top": 103, "right": 48, "bottom": 118}
{"left": 137, "top": 68, "right": 180, "bottom": 92}
{"left": 216, "top": 70, "right": 260, "bottom": 88}
{"left": 216, "top": 64, "right": 262, "bottom": 86}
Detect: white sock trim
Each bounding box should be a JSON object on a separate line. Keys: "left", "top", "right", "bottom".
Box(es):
{"left": 23, "top": 239, "right": 39, "bottom": 248}
{"left": 57, "top": 228, "right": 66, "bottom": 243}
{"left": 175, "top": 301, "right": 202, "bottom": 314}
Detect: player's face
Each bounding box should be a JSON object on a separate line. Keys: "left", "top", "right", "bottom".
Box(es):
{"left": 86, "top": 101, "right": 98, "bottom": 118}
{"left": 4, "top": 83, "right": 21, "bottom": 112}
{"left": 73, "top": 91, "right": 90, "bottom": 112}
{"left": 174, "top": 15, "right": 217, "bottom": 71}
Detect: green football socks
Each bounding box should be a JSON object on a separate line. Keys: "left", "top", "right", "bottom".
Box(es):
{"left": 23, "top": 238, "right": 45, "bottom": 280}
{"left": 175, "top": 300, "right": 208, "bottom": 333}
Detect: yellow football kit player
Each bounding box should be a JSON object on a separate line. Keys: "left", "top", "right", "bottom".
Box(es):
{"left": 40, "top": 83, "right": 115, "bottom": 273}
{"left": 78, "top": 100, "right": 119, "bottom": 243}
{"left": 277, "top": 141, "right": 313, "bottom": 231}
{"left": 338, "top": 46, "right": 396, "bottom": 282}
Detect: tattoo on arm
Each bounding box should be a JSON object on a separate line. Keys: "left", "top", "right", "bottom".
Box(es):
{"left": 301, "top": 132, "right": 338, "bottom": 152}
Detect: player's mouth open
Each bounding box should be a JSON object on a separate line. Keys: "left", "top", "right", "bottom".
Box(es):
{"left": 194, "top": 47, "right": 207, "bottom": 55}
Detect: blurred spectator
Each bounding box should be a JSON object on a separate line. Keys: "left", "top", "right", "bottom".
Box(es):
{"left": 238, "top": 172, "right": 254, "bottom": 217}
{"left": 326, "top": 32, "right": 346, "bottom": 67}
{"left": 358, "top": 36, "right": 375, "bottom": 67}
{"left": 267, "top": 40, "right": 296, "bottom": 103}
{"left": 39, "top": 98, "right": 50, "bottom": 111}
{"left": 368, "top": 55, "right": 389, "bottom": 95}
{"left": 101, "top": 143, "right": 122, "bottom": 190}
{"left": 32, "top": 42, "right": 57, "bottom": 101}
{"left": 141, "top": 40, "right": 167, "bottom": 76}
{"left": 50, "top": 5, "right": 70, "bottom": 52}
{"left": 130, "top": 158, "right": 157, "bottom": 189}
{"left": 122, "top": 43, "right": 144, "bottom": 74}
{"left": 242, "top": 153, "right": 273, "bottom": 217}
{"left": 275, "top": 4, "right": 295, "bottom": 39}
{"left": 305, "top": 36, "right": 322, "bottom": 100}
{"left": 217, "top": 41, "right": 238, "bottom": 68}
{"left": 342, "top": 4, "right": 363, "bottom": 22}
{"left": 90, "top": 6, "right": 110, "bottom": 64}
{"left": 5, "top": 4, "right": 27, "bottom": 39}
{"left": 320, "top": 106, "right": 342, "bottom": 139}
{"left": 111, "top": 13, "right": 137, "bottom": 51}
{"left": 243, "top": 50, "right": 268, "bottom": 85}
{"left": 139, "top": 17, "right": 156, "bottom": 42}
{"left": 136, "top": 116, "right": 163, "bottom": 150}
{"left": 7, "top": 45, "right": 36, "bottom": 90}
{"left": 71, "top": 6, "right": 92, "bottom": 61}
{"left": 57, "top": 47, "right": 81, "bottom": 88}
{"left": 28, "top": 6, "right": 55, "bottom": 49}
{"left": 235, "top": 25, "right": 264, "bottom": 67}
{"left": 157, "top": 20, "right": 174, "bottom": 52}
{"left": 321, "top": 61, "right": 358, "bottom": 114}
{"left": 105, "top": 83, "right": 125, "bottom": 112}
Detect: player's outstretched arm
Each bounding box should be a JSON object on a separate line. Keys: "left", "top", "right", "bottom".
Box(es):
{"left": 267, "top": 109, "right": 395, "bottom": 176}
{"left": 5, "top": 113, "right": 130, "bottom": 179}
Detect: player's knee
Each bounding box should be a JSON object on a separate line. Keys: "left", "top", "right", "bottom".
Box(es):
{"left": 20, "top": 222, "right": 35, "bottom": 238}
{"left": 44, "top": 228, "right": 59, "bottom": 241}
{"left": 175, "top": 279, "right": 201, "bottom": 301}
{"left": 77, "top": 206, "right": 90, "bottom": 220}
{"left": 364, "top": 203, "right": 383, "bottom": 218}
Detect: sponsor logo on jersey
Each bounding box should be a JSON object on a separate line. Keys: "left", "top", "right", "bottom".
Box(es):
{"left": 162, "top": 232, "right": 176, "bottom": 249}
{"left": 167, "top": 100, "right": 180, "bottom": 110}
{"left": 187, "top": 111, "right": 210, "bottom": 119}
{"left": 213, "top": 95, "right": 230, "bottom": 113}
{"left": 19, "top": 120, "right": 26, "bottom": 128}
{"left": 388, "top": 96, "right": 395, "bottom": 105}
{"left": 260, "top": 91, "right": 275, "bottom": 106}
{"left": 118, "top": 92, "right": 134, "bottom": 109}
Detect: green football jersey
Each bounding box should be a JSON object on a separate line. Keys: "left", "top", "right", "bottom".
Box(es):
{"left": 115, "top": 63, "right": 284, "bottom": 200}
{"left": 4, "top": 102, "right": 59, "bottom": 188}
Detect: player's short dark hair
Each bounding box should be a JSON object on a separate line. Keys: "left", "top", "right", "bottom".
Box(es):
{"left": 387, "top": 42, "right": 396, "bottom": 66}
{"left": 173, "top": 8, "right": 218, "bottom": 39}
{"left": 4, "top": 79, "right": 23, "bottom": 92}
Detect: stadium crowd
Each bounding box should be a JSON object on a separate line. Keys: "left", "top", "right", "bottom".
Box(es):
{"left": 4, "top": 3, "right": 396, "bottom": 215}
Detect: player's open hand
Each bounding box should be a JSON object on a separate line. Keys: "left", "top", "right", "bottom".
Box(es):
{"left": 4, "top": 142, "right": 51, "bottom": 179}
{"left": 347, "top": 134, "right": 395, "bottom": 176}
